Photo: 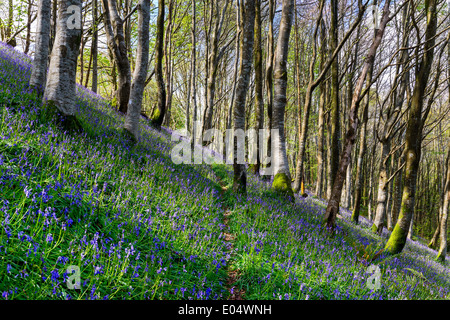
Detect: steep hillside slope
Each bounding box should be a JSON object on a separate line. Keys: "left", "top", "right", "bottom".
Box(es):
{"left": 0, "top": 42, "right": 449, "bottom": 300}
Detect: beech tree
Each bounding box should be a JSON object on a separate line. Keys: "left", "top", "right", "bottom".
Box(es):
{"left": 29, "top": 0, "right": 51, "bottom": 94}
{"left": 232, "top": 0, "right": 255, "bottom": 192}
{"left": 123, "top": 0, "right": 150, "bottom": 140}
{"left": 271, "top": 0, "right": 294, "bottom": 198}
{"left": 43, "top": 0, "right": 83, "bottom": 129}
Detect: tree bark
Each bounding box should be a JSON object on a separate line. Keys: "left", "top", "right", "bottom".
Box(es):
{"left": 271, "top": 0, "right": 294, "bottom": 198}
{"left": 152, "top": 0, "right": 166, "bottom": 128}
{"left": 102, "top": 0, "right": 132, "bottom": 113}
{"left": 232, "top": 0, "right": 256, "bottom": 193}
{"left": 43, "top": 0, "right": 83, "bottom": 129}
{"left": 437, "top": 138, "right": 450, "bottom": 261}
{"left": 252, "top": 0, "right": 263, "bottom": 175}
{"left": 30, "top": 0, "right": 52, "bottom": 94}
{"left": 124, "top": 0, "right": 150, "bottom": 140}
{"left": 92, "top": 0, "right": 98, "bottom": 93}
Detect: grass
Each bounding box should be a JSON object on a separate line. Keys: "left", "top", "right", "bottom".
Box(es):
{"left": 0, "top": 41, "right": 449, "bottom": 300}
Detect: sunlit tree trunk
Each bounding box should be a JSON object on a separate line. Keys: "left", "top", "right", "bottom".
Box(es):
{"left": 232, "top": 0, "right": 255, "bottom": 192}
{"left": 124, "top": 0, "right": 150, "bottom": 140}
{"left": 30, "top": 0, "right": 52, "bottom": 94}
{"left": 43, "top": 0, "right": 83, "bottom": 129}
{"left": 271, "top": 0, "right": 294, "bottom": 198}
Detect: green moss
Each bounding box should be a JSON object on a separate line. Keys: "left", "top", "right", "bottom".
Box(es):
{"left": 110, "top": 96, "right": 118, "bottom": 108}
{"left": 371, "top": 224, "right": 379, "bottom": 234}
{"left": 151, "top": 107, "right": 161, "bottom": 122}
{"left": 351, "top": 210, "right": 359, "bottom": 224}
{"left": 272, "top": 173, "right": 294, "bottom": 200}
{"left": 41, "top": 100, "right": 83, "bottom": 133}
{"left": 385, "top": 223, "right": 408, "bottom": 254}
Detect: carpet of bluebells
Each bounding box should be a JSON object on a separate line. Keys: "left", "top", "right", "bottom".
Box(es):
{"left": 0, "top": 42, "right": 449, "bottom": 300}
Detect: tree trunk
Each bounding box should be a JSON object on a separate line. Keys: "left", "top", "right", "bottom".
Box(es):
{"left": 43, "top": 0, "right": 83, "bottom": 129}
{"left": 124, "top": 0, "right": 150, "bottom": 140}
{"left": 152, "top": 0, "right": 166, "bottom": 128}
{"left": 264, "top": 0, "right": 274, "bottom": 173}
{"left": 437, "top": 138, "right": 450, "bottom": 261}
{"left": 102, "top": 0, "right": 132, "bottom": 114}
{"left": 328, "top": 0, "right": 340, "bottom": 200}
{"left": 252, "top": 0, "right": 263, "bottom": 175}
{"left": 385, "top": 0, "right": 438, "bottom": 254}
{"left": 92, "top": 0, "right": 98, "bottom": 93}
{"left": 372, "top": 140, "right": 391, "bottom": 234}
{"left": 30, "top": 0, "right": 52, "bottom": 94}
{"left": 271, "top": 0, "right": 294, "bottom": 198}
{"left": 232, "top": 0, "right": 255, "bottom": 193}
{"left": 190, "top": 0, "right": 197, "bottom": 149}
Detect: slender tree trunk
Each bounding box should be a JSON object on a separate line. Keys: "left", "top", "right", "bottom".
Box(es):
{"left": 437, "top": 138, "right": 450, "bottom": 260}
{"left": 24, "top": 0, "right": 33, "bottom": 54}
{"left": 328, "top": 0, "right": 340, "bottom": 200}
{"left": 252, "top": 0, "right": 263, "bottom": 175}
{"left": 265, "top": 0, "right": 274, "bottom": 173}
{"left": 232, "top": 0, "right": 255, "bottom": 193}
{"left": 152, "top": 0, "right": 166, "bottom": 128}
{"left": 92, "top": 0, "right": 98, "bottom": 93}
{"left": 50, "top": 0, "right": 57, "bottom": 53}
{"left": 102, "top": 0, "right": 132, "bottom": 113}
{"left": 385, "top": 0, "right": 438, "bottom": 254}
{"left": 315, "top": 19, "right": 326, "bottom": 198}
{"left": 124, "top": 0, "right": 150, "bottom": 140}
{"left": 30, "top": 0, "right": 52, "bottom": 94}
{"left": 372, "top": 140, "right": 391, "bottom": 234}
{"left": 6, "top": 0, "right": 16, "bottom": 46}
{"left": 191, "top": 0, "right": 197, "bottom": 148}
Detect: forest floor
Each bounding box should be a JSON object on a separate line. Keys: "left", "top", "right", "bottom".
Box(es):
{"left": 0, "top": 41, "right": 450, "bottom": 300}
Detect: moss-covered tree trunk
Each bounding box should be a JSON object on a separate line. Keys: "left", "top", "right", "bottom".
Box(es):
{"left": 328, "top": 0, "right": 339, "bottom": 201}
{"left": 385, "top": 0, "right": 438, "bottom": 255}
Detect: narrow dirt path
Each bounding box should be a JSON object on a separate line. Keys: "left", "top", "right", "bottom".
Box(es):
{"left": 216, "top": 180, "right": 245, "bottom": 300}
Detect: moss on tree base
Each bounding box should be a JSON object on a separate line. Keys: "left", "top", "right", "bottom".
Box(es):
{"left": 384, "top": 223, "right": 408, "bottom": 255}
{"left": 272, "top": 173, "right": 294, "bottom": 201}
{"left": 41, "top": 101, "right": 83, "bottom": 133}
